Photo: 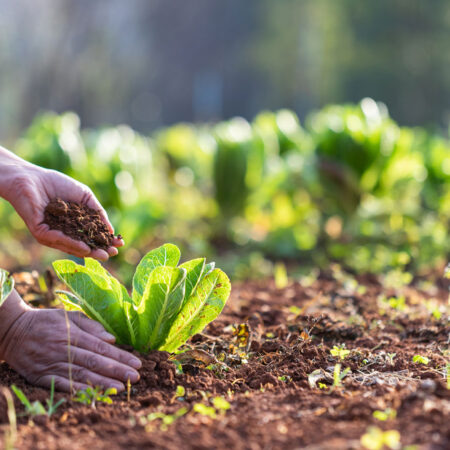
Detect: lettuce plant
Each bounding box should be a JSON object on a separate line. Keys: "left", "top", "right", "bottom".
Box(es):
{"left": 53, "top": 244, "right": 231, "bottom": 353}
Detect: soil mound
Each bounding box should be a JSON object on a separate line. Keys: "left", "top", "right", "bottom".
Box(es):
{"left": 43, "top": 198, "right": 116, "bottom": 250}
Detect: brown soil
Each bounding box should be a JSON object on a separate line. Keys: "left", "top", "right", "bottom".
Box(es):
{"left": 43, "top": 198, "right": 116, "bottom": 250}
{"left": 0, "top": 272, "right": 449, "bottom": 449}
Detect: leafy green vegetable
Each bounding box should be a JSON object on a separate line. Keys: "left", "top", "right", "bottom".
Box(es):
{"left": 53, "top": 243, "right": 231, "bottom": 353}
{"left": 0, "top": 269, "right": 14, "bottom": 307}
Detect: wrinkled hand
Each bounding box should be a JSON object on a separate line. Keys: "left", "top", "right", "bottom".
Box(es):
{"left": 0, "top": 294, "right": 141, "bottom": 393}
{"left": 4, "top": 163, "right": 123, "bottom": 261}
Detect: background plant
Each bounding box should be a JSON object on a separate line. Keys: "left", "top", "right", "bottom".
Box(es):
{"left": 1, "top": 99, "right": 449, "bottom": 282}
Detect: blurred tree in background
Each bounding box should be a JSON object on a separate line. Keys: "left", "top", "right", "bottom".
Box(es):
{"left": 0, "top": 0, "right": 449, "bottom": 142}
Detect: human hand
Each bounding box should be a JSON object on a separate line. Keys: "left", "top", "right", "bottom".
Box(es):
{"left": 0, "top": 292, "right": 141, "bottom": 393}
{"left": 2, "top": 160, "right": 123, "bottom": 261}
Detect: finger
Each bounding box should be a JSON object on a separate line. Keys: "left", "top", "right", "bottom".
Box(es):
{"left": 36, "top": 227, "right": 91, "bottom": 257}
{"left": 70, "top": 363, "right": 125, "bottom": 391}
{"left": 70, "top": 347, "right": 139, "bottom": 384}
{"left": 69, "top": 312, "right": 115, "bottom": 343}
{"left": 107, "top": 247, "right": 119, "bottom": 257}
{"left": 35, "top": 374, "right": 90, "bottom": 393}
{"left": 112, "top": 237, "right": 124, "bottom": 247}
{"left": 89, "top": 248, "right": 110, "bottom": 261}
{"left": 38, "top": 365, "right": 124, "bottom": 392}
{"left": 72, "top": 330, "right": 142, "bottom": 370}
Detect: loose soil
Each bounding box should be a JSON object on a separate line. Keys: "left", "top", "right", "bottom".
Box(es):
{"left": 0, "top": 271, "right": 449, "bottom": 449}
{"left": 43, "top": 198, "right": 117, "bottom": 250}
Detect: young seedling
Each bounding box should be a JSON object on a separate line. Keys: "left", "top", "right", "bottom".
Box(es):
{"left": 360, "top": 426, "right": 401, "bottom": 450}
{"left": 74, "top": 386, "right": 117, "bottom": 408}
{"left": 11, "top": 378, "right": 65, "bottom": 417}
{"left": 330, "top": 343, "right": 351, "bottom": 360}
{"left": 146, "top": 407, "right": 188, "bottom": 431}
{"left": 211, "top": 396, "right": 231, "bottom": 414}
{"left": 53, "top": 243, "right": 231, "bottom": 353}
{"left": 172, "top": 385, "right": 186, "bottom": 402}
{"left": 386, "top": 353, "right": 396, "bottom": 366}
{"left": 412, "top": 355, "right": 429, "bottom": 365}
{"left": 193, "top": 403, "right": 217, "bottom": 419}
{"left": 333, "top": 363, "right": 351, "bottom": 388}
{"left": 373, "top": 408, "right": 397, "bottom": 421}
{"left": 1, "top": 388, "right": 17, "bottom": 450}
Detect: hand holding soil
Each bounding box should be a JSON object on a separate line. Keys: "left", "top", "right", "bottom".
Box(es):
{"left": 0, "top": 147, "right": 123, "bottom": 261}
{"left": 0, "top": 290, "right": 141, "bottom": 393}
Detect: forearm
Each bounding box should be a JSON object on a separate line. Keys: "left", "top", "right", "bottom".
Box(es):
{"left": 0, "top": 289, "right": 31, "bottom": 360}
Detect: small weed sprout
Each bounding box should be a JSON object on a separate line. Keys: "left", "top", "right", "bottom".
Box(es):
{"left": 193, "top": 403, "right": 217, "bottom": 418}
{"left": 330, "top": 343, "right": 351, "bottom": 360}
{"left": 277, "top": 375, "right": 292, "bottom": 383}
{"left": 211, "top": 396, "right": 231, "bottom": 412}
{"left": 373, "top": 408, "right": 397, "bottom": 421}
{"left": 412, "top": 355, "right": 429, "bottom": 365}
{"left": 360, "top": 426, "right": 401, "bottom": 450}
{"left": 386, "top": 353, "right": 396, "bottom": 366}
{"left": 146, "top": 407, "right": 188, "bottom": 431}
{"left": 193, "top": 396, "right": 231, "bottom": 419}
{"left": 333, "top": 363, "right": 351, "bottom": 388}
{"left": 11, "top": 378, "right": 65, "bottom": 417}
{"left": 172, "top": 385, "right": 186, "bottom": 402}
{"left": 2, "top": 388, "right": 17, "bottom": 450}
{"left": 74, "top": 386, "right": 117, "bottom": 408}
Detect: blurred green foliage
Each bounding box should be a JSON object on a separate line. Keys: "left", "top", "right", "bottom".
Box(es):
{"left": 2, "top": 99, "right": 450, "bottom": 280}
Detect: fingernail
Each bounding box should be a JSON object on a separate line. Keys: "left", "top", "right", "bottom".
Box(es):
{"left": 101, "top": 332, "right": 115, "bottom": 342}
{"left": 126, "top": 371, "right": 139, "bottom": 383}
{"left": 129, "top": 357, "right": 142, "bottom": 369}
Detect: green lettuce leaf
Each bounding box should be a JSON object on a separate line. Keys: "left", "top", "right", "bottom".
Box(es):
{"left": 0, "top": 269, "right": 14, "bottom": 307}
{"left": 136, "top": 265, "right": 186, "bottom": 351}
{"left": 55, "top": 290, "right": 83, "bottom": 311}
{"left": 179, "top": 258, "right": 205, "bottom": 306}
{"left": 53, "top": 259, "right": 131, "bottom": 344}
{"left": 160, "top": 268, "right": 231, "bottom": 353}
{"left": 132, "top": 244, "right": 180, "bottom": 305}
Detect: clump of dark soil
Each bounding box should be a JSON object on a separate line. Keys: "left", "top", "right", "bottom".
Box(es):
{"left": 0, "top": 273, "right": 449, "bottom": 449}
{"left": 43, "top": 198, "right": 116, "bottom": 250}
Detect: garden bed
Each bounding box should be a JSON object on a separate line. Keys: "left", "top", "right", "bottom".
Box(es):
{"left": 0, "top": 271, "right": 449, "bottom": 449}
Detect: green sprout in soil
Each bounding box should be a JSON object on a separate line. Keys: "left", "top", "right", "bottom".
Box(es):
{"left": 74, "top": 386, "right": 118, "bottom": 408}
{"left": 330, "top": 343, "right": 351, "bottom": 360}
{"left": 386, "top": 353, "right": 396, "bottom": 366}
{"left": 193, "top": 396, "right": 231, "bottom": 418}
{"left": 412, "top": 355, "right": 429, "bottom": 365}
{"left": 2, "top": 387, "right": 17, "bottom": 450}
{"left": 171, "top": 385, "right": 186, "bottom": 402}
{"left": 11, "top": 378, "right": 65, "bottom": 417}
{"left": 373, "top": 408, "right": 397, "bottom": 421}
{"left": 360, "top": 426, "right": 401, "bottom": 450}
{"left": 333, "top": 363, "right": 351, "bottom": 388}
{"left": 53, "top": 243, "right": 231, "bottom": 353}
{"left": 146, "top": 407, "right": 188, "bottom": 431}
{"left": 193, "top": 403, "right": 217, "bottom": 418}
